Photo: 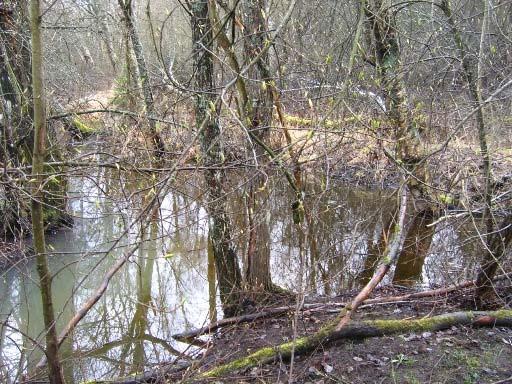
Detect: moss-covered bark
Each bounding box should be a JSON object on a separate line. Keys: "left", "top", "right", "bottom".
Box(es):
{"left": 365, "top": 0, "right": 431, "bottom": 206}
{"left": 0, "top": 1, "right": 69, "bottom": 240}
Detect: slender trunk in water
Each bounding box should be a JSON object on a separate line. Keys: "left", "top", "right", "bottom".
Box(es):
{"left": 29, "top": 1, "right": 64, "bottom": 382}
{"left": 191, "top": 0, "right": 242, "bottom": 316}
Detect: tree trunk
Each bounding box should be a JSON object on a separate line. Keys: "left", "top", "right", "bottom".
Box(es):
{"left": 118, "top": 0, "right": 165, "bottom": 158}
{"left": 0, "top": 2, "right": 33, "bottom": 238}
{"left": 29, "top": 1, "right": 64, "bottom": 382}
{"left": 366, "top": 0, "right": 430, "bottom": 205}
{"left": 242, "top": 0, "right": 276, "bottom": 292}
{"left": 90, "top": 0, "right": 117, "bottom": 73}
{"left": 475, "top": 215, "right": 512, "bottom": 305}
{"left": 191, "top": 0, "right": 242, "bottom": 316}
{"left": 440, "top": 0, "right": 502, "bottom": 307}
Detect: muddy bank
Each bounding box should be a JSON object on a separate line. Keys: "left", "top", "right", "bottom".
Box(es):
{"left": 167, "top": 284, "right": 512, "bottom": 383}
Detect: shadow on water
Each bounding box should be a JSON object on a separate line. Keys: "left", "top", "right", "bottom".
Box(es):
{"left": 0, "top": 167, "right": 484, "bottom": 382}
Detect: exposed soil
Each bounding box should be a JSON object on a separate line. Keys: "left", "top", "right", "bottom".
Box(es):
{"left": 171, "top": 284, "right": 512, "bottom": 384}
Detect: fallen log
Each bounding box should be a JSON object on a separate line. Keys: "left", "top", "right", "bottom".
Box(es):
{"left": 363, "top": 271, "right": 510, "bottom": 305}
{"left": 172, "top": 303, "right": 327, "bottom": 341}
{"left": 172, "top": 272, "right": 510, "bottom": 341}
{"left": 199, "top": 309, "right": 512, "bottom": 379}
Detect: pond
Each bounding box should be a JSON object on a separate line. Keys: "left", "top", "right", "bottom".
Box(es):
{"left": 0, "top": 162, "right": 483, "bottom": 382}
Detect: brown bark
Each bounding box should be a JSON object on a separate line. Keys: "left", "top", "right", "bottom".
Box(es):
{"left": 366, "top": 0, "right": 430, "bottom": 205}
{"left": 242, "top": 0, "right": 276, "bottom": 292}
{"left": 90, "top": 0, "right": 117, "bottom": 73}
{"left": 0, "top": 2, "right": 33, "bottom": 238}
{"left": 475, "top": 215, "right": 512, "bottom": 305}
{"left": 207, "top": 0, "right": 301, "bottom": 293}
{"left": 191, "top": 0, "right": 242, "bottom": 316}
{"left": 440, "top": 0, "right": 506, "bottom": 306}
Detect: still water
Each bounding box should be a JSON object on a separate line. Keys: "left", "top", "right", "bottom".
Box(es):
{"left": 0, "top": 166, "right": 480, "bottom": 382}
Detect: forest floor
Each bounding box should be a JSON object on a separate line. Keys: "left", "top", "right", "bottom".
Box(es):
{"left": 172, "top": 285, "right": 512, "bottom": 384}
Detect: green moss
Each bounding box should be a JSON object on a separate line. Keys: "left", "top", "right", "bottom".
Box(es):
{"left": 111, "top": 75, "right": 131, "bottom": 107}
{"left": 282, "top": 113, "right": 360, "bottom": 129}
{"left": 72, "top": 117, "right": 100, "bottom": 135}
{"left": 202, "top": 346, "right": 276, "bottom": 377}
{"left": 371, "top": 315, "right": 459, "bottom": 333}
{"left": 200, "top": 311, "right": 512, "bottom": 380}
{"left": 203, "top": 333, "right": 323, "bottom": 378}
{"left": 438, "top": 192, "right": 461, "bottom": 206}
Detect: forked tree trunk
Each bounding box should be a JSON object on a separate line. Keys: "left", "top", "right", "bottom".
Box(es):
{"left": 29, "top": 1, "right": 64, "bottom": 382}
{"left": 191, "top": 0, "right": 242, "bottom": 316}
{"left": 366, "top": 0, "right": 430, "bottom": 205}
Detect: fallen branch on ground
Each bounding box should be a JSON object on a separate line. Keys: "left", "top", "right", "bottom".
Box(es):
{"left": 172, "top": 303, "right": 327, "bottom": 341}
{"left": 336, "top": 186, "right": 409, "bottom": 331}
{"left": 199, "top": 309, "right": 512, "bottom": 379}
{"left": 172, "top": 272, "right": 510, "bottom": 341}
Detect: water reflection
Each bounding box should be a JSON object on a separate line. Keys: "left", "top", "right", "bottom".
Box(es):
{"left": 0, "top": 169, "right": 483, "bottom": 382}
{"left": 393, "top": 210, "right": 435, "bottom": 286}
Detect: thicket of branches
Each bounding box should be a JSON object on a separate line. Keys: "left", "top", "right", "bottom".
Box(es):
{"left": 0, "top": 0, "right": 511, "bottom": 382}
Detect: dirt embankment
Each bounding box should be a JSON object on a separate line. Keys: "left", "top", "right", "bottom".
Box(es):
{"left": 162, "top": 284, "right": 512, "bottom": 384}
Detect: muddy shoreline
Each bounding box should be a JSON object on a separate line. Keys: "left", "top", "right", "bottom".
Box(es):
{"left": 169, "top": 285, "right": 512, "bottom": 383}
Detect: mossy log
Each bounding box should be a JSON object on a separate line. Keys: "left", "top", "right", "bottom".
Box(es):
{"left": 199, "top": 310, "right": 512, "bottom": 379}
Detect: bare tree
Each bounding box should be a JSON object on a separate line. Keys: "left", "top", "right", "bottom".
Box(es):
{"left": 29, "top": 0, "right": 64, "bottom": 382}
{"left": 118, "top": 0, "right": 166, "bottom": 157}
